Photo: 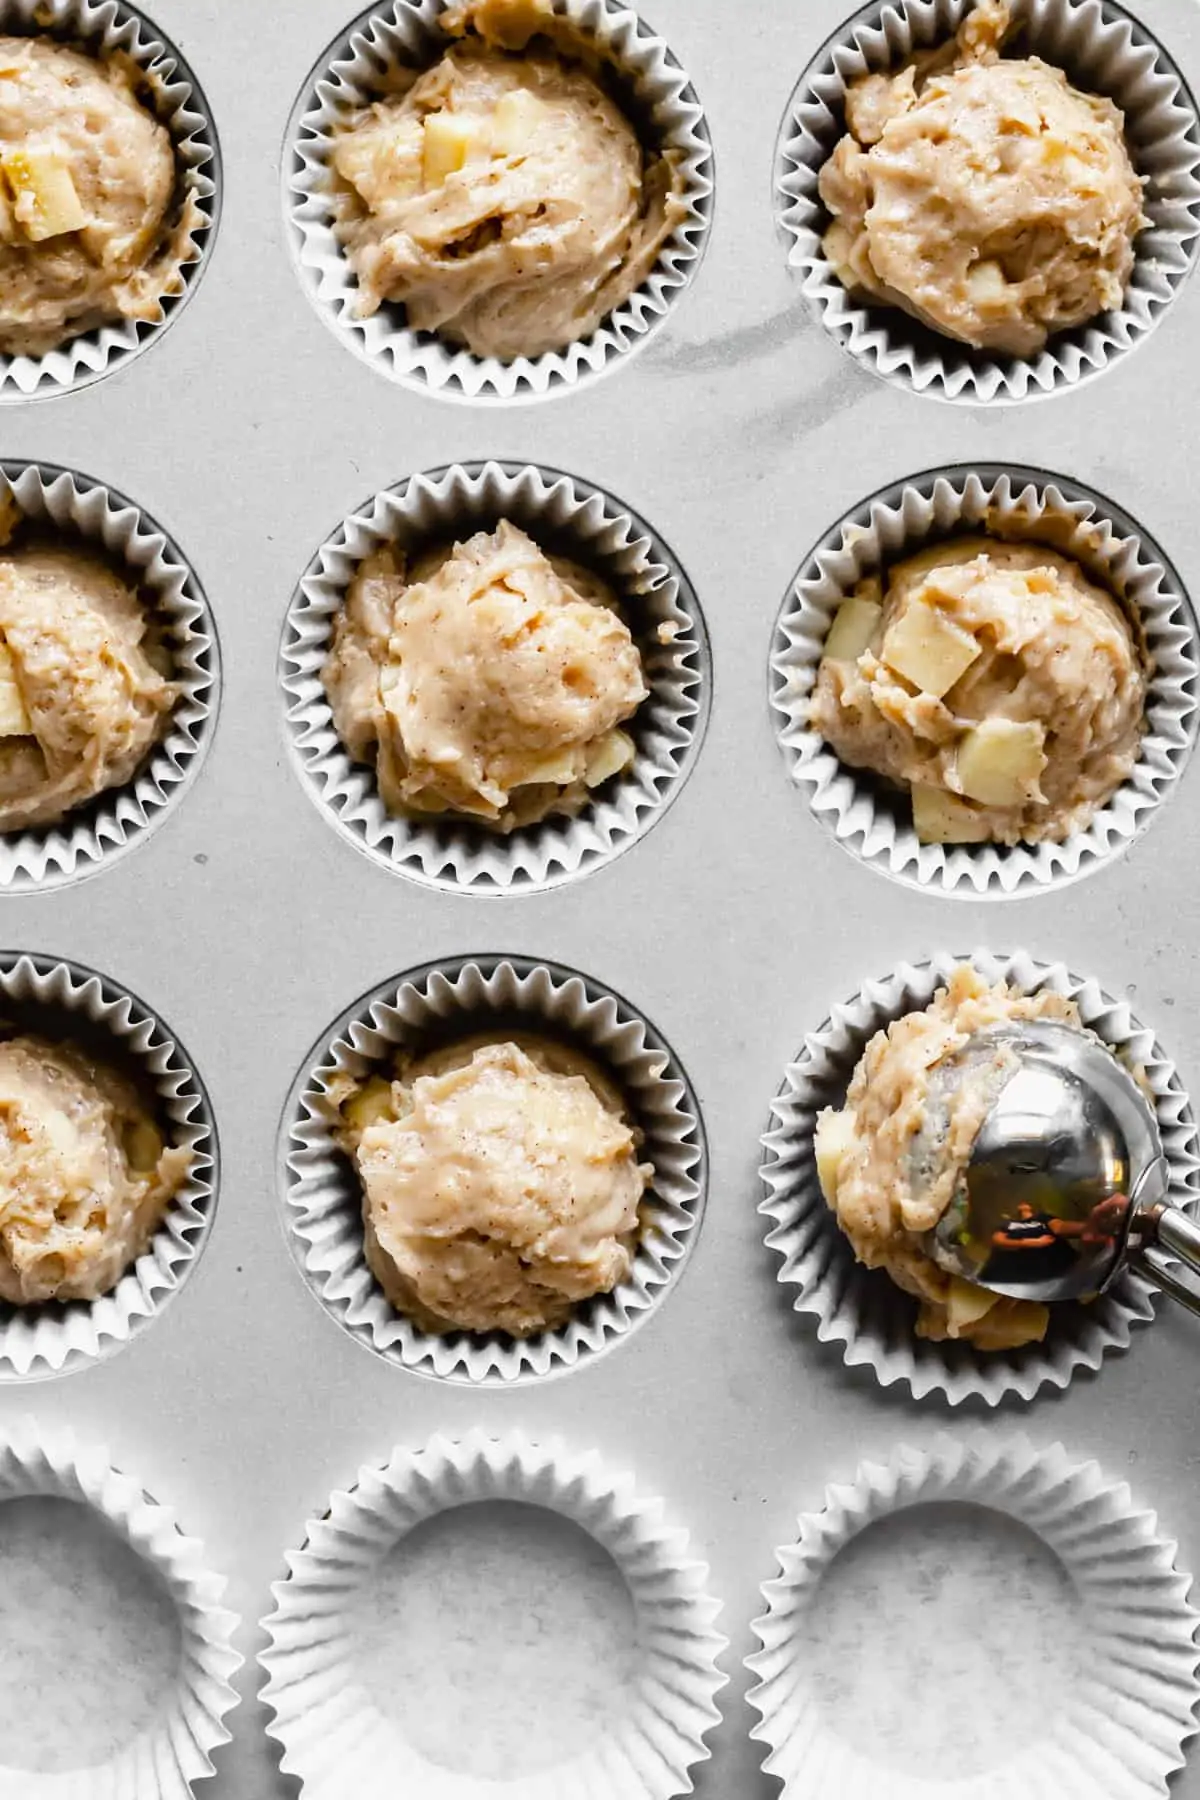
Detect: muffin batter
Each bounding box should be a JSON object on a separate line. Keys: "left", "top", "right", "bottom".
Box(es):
{"left": 324, "top": 518, "right": 647, "bottom": 830}
{"left": 0, "top": 34, "right": 198, "bottom": 358}
{"left": 818, "top": 0, "right": 1145, "bottom": 356}
{"left": 0, "top": 1034, "right": 190, "bottom": 1306}
{"left": 814, "top": 965, "right": 1087, "bottom": 1348}
{"left": 0, "top": 509, "right": 179, "bottom": 833}
{"left": 811, "top": 536, "right": 1146, "bottom": 845}
{"left": 331, "top": 0, "right": 687, "bottom": 359}
{"left": 330, "top": 1034, "right": 652, "bottom": 1336}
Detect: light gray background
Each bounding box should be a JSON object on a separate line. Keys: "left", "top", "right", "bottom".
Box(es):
{"left": 0, "top": 0, "right": 1198, "bottom": 1793}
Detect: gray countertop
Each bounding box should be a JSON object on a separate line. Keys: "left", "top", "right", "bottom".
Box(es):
{"left": 1, "top": 0, "right": 1198, "bottom": 1793}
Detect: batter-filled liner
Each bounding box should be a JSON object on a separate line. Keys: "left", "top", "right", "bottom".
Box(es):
{"left": 770, "top": 465, "right": 1198, "bottom": 897}
{"left": 280, "top": 955, "right": 706, "bottom": 1383}
{"left": 282, "top": 460, "right": 708, "bottom": 893}
{"left": 283, "top": 0, "right": 713, "bottom": 400}
{"left": 775, "top": 0, "right": 1200, "bottom": 403}
{"left": 0, "top": 0, "right": 219, "bottom": 400}
{"left": 0, "top": 953, "right": 217, "bottom": 1381}
{"left": 0, "top": 461, "right": 218, "bottom": 893}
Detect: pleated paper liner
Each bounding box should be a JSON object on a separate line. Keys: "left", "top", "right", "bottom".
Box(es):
{"left": 280, "top": 955, "right": 706, "bottom": 1384}
{"left": 759, "top": 949, "right": 1200, "bottom": 1406}
{"left": 0, "top": 1423, "right": 241, "bottom": 1798}
{"left": 261, "top": 1430, "right": 725, "bottom": 1800}
{"left": 0, "top": 461, "right": 218, "bottom": 892}
{"left": 775, "top": 0, "right": 1200, "bottom": 402}
{"left": 0, "top": 954, "right": 218, "bottom": 1381}
{"left": 770, "top": 465, "right": 1198, "bottom": 897}
{"left": 0, "top": 0, "right": 220, "bottom": 401}
{"left": 749, "top": 1434, "right": 1200, "bottom": 1798}
{"left": 284, "top": 0, "right": 713, "bottom": 400}
{"left": 282, "top": 460, "right": 709, "bottom": 893}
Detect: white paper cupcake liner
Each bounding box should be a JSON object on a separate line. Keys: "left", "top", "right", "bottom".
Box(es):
{"left": 748, "top": 1434, "right": 1200, "bottom": 1797}
{"left": 284, "top": 0, "right": 713, "bottom": 401}
{"left": 280, "top": 955, "right": 706, "bottom": 1383}
{"left": 281, "top": 460, "right": 708, "bottom": 893}
{"left": 771, "top": 465, "right": 1198, "bottom": 898}
{"left": 759, "top": 948, "right": 1200, "bottom": 1406}
{"left": 0, "top": 1422, "right": 241, "bottom": 1797}
{"left": 0, "top": 0, "right": 219, "bottom": 402}
{"left": 261, "top": 1429, "right": 726, "bottom": 1800}
{"left": 0, "top": 953, "right": 218, "bottom": 1381}
{"left": 0, "top": 461, "right": 218, "bottom": 892}
{"left": 776, "top": 0, "right": 1200, "bottom": 403}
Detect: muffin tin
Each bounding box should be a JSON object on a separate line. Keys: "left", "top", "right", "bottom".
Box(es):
{"left": 1, "top": 0, "right": 1199, "bottom": 1794}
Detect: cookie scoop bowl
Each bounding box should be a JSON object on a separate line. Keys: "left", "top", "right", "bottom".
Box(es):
{"left": 759, "top": 949, "right": 1199, "bottom": 1406}
{"left": 776, "top": 0, "right": 1200, "bottom": 403}
{"left": 770, "top": 464, "right": 1199, "bottom": 898}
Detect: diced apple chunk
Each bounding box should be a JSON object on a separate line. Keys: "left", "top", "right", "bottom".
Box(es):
{"left": 824, "top": 595, "right": 882, "bottom": 662}
{"left": 944, "top": 1276, "right": 998, "bottom": 1334}
{"left": 584, "top": 729, "right": 634, "bottom": 788}
{"left": 521, "top": 746, "right": 579, "bottom": 786}
{"left": 0, "top": 644, "right": 30, "bottom": 737}
{"left": 966, "top": 258, "right": 1007, "bottom": 303}
{"left": 912, "top": 784, "right": 992, "bottom": 845}
{"left": 1, "top": 149, "right": 87, "bottom": 240}
{"left": 955, "top": 718, "right": 1046, "bottom": 808}
{"left": 124, "top": 1119, "right": 163, "bottom": 1175}
{"left": 491, "top": 88, "right": 549, "bottom": 154}
{"left": 972, "top": 1300, "right": 1050, "bottom": 1350}
{"left": 823, "top": 220, "right": 859, "bottom": 284}
{"left": 814, "top": 1107, "right": 856, "bottom": 1204}
{"left": 421, "top": 112, "right": 476, "bottom": 186}
{"left": 882, "top": 603, "right": 981, "bottom": 698}
{"left": 343, "top": 1076, "right": 396, "bottom": 1136}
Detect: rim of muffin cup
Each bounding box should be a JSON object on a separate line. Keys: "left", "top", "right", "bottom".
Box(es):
{"left": 260, "top": 1430, "right": 726, "bottom": 1800}
{"left": 282, "top": 0, "right": 714, "bottom": 403}
{"left": 278, "top": 955, "right": 707, "bottom": 1386}
{"left": 747, "top": 1434, "right": 1200, "bottom": 1797}
{"left": 0, "top": 1423, "right": 242, "bottom": 1798}
{"left": 0, "top": 0, "right": 221, "bottom": 403}
{"left": 770, "top": 463, "right": 1199, "bottom": 899}
{"left": 281, "top": 459, "right": 710, "bottom": 894}
{"left": 774, "top": 0, "right": 1200, "bottom": 404}
{"left": 758, "top": 948, "right": 1200, "bottom": 1408}
{"left": 0, "top": 460, "right": 219, "bottom": 893}
{"left": 0, "top": 952, "right": 219, "bottom": 1383}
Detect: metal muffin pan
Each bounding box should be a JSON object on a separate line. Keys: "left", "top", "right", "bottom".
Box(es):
{"left": 1, "top": 0, "right": 1199, "bottom": 1793}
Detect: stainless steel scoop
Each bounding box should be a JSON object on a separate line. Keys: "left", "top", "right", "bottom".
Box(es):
{"left": 926, "top": 1020, "right": 1200, "bottom": 1313}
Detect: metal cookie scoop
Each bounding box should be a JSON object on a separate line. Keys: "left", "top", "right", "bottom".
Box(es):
{"left": 926, "top": 1020, "right": 1200, "bottom": 1314}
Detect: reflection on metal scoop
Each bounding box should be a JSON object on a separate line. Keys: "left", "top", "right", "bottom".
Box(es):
{"left": 928, "top": 1020, "right": 1200, "bottom": 1313}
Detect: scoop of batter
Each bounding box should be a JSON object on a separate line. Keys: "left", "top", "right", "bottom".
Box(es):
{"left": 0, "top": 1034, "right": 190, "bottom": 1306}
{"left": 814, "top": 965, "right": 1086, "bottom": 1348}
{"left": 324, "top": 518, "right": 648, "bottom": 830}
{"left": 331, "top": 1035, "right": 651, "bottom": 1337}
{"left": 330, "top": 0, "right": 687, "bottom": 360}
{"left": 0, "top": 519, "right": 179, "bottom": 833}
{"left": 0, "top": 35, "right": 197, "bottom": 358}
{"left": 818, "top": 0, "right": 1145, "bottom": 356}
{"left": 811, "top": 536, "right": 1145, "bottom": 846}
